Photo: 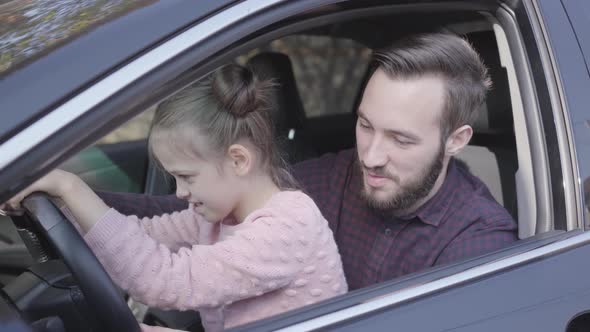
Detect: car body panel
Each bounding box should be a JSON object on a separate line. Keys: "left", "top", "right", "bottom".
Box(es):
{"left": 233, "top": 230, "right": 572, "bottom": 330}
{"left": 309, "top": 238, "right": 590, "bottom": 332}
{"left": 560, "top": 0, "right": 590, "bottom": 224}
{"left": 232, "top": 230, "right": 590, "bottom": 331}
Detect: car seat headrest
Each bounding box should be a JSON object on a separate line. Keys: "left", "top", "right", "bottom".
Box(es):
{"left": 246, "top": 52, "right": 307, "bottom": 135}
{"left": 467, "top": 31, "right": 513, "bottom": 134}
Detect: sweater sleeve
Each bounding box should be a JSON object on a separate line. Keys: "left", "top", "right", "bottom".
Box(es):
{"left": 84, "top": 208, "right": 312, "bottom": 311}
{"left": 134, "top": 207, "right": 205, "bottom": 251}
{"left": 63, "top": 204, "right": 204, "bottom": 252}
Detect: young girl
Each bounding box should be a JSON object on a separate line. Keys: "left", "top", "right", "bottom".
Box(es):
{"left": 2, "top": 64, "right": 347, "bottom": 331}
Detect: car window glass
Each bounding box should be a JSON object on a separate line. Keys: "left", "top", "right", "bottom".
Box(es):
{"left": 55, "top": 107, "right": 156, "bottom": 195}
{"left": 0, "top": 0, "right": 156, "bottom": 76}
{"left": 562, "top": 0, "right": 590, "bottom": 74}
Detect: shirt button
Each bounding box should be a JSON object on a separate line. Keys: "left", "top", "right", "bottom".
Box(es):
{"left": 384, "top": 228, "right": 392, "bottom": 236}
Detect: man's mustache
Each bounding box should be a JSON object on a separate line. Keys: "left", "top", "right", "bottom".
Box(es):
{"left": 360, "top": 160, "right": 400, "bottom": 184}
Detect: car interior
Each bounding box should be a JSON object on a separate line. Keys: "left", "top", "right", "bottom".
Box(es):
{"left": 136, "top": 27, "right": 522, "bottom": 220}
{"left": 0, "top": 4, "right": 560, "bottom": 331}
{"left": 117, "top": 19, "right": 530, "bottom": 330}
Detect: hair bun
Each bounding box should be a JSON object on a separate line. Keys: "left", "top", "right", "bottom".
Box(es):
{"left": 212, "top": 64, "right": 270, "bottom": 117}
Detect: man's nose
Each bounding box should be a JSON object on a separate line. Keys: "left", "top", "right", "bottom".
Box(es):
{"left": 362, "top": 135, "right": 388, "bottom": 169}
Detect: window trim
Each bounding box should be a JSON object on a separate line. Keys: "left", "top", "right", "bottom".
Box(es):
{"left": 492, "top": 16, "right": 541, "bottom": 237}
{"left": 529, "top": 0, "right": 585, "bottom": 230}
{"left": 522, "top": 0, "right": 580, "bottom": 230}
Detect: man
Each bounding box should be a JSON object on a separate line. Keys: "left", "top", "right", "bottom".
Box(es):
{"left": 99, "top": 33, "right": 518, "bottom": 291}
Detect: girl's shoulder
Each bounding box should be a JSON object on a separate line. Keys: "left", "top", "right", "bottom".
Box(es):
{"left": 260, "top": 190, "right": 324, "bottom": 224}
{"left": 269, "top": 190, "right": 317, "bottom": 209}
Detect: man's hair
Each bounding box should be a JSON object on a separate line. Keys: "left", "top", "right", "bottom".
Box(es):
{"left": 371, "top": 32, "right": 492, "bottom": 138}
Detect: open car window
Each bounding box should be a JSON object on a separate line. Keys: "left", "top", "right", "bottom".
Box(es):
{"left": 61, "top": 6, "right": 533, "bottom": 327}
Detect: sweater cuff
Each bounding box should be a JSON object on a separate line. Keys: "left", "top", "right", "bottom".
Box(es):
{"left": 84, "top": 208, "right": 128, "bottom": 249}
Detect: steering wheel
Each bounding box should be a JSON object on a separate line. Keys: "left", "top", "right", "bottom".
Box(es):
{"left": 14, "top": 193, "right": 140, "bottom": 332}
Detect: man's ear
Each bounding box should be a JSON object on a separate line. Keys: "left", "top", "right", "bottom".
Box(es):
{"left": 445, "top": 125, "right": 473, "bottom": 156}
{"left": 227, "top": 144, "right": 252, "bottom": 176}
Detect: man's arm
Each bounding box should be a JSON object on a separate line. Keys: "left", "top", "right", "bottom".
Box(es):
{"left": 96, "top": 191, "right": 187, "bottom": 218}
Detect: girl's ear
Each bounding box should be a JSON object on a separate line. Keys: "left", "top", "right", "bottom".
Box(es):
{"left": 445, "top": 125, "right": 473, "bottom": 156}
{"left": 227, "top": 144, "right": 252, "bottom": 176}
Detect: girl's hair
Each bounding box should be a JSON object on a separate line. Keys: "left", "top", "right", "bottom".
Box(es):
{"left": 148, "top": 64, "right": 299, "bottom": 190}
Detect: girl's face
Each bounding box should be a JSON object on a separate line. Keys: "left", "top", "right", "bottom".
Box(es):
{"left": 151, "top": 130, "right": 243, "bottom": 222}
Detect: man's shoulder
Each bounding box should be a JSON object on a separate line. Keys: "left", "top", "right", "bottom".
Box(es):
{"left": 432, "top": 161, "right": 518, "bottom": 265}
{"left": 291, "top": 149, "right": 356, "bottom": 209}
{"left": 448, "top": 160, "right": 516, "bottom": 224}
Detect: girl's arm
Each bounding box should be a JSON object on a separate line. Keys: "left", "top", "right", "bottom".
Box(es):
{"left": 1, "top": 170, "right": 109, "bottom": 233}
{"left": 60, "top": 204, "right": 204, "bottom": 251}
{"left": 84, "top": 209, "right": 314, "bottom": 311}
{"left": 3, "top": 169, "right": 203, "bottom": 250}
{"left": 125, "top": 210, "right": 206, "bottom": 250}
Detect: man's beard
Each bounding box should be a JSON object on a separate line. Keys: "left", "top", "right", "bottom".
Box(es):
{"left": 358, "top": 143, "right": 445, "bottom": 215}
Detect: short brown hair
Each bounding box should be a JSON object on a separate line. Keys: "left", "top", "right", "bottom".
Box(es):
{"left": 371, "top": 32, "right": 492, "bottom": 138}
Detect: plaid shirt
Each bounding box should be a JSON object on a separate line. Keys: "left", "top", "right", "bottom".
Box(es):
{"left": 98, "top": 149, "right": 517, "bottom": 291}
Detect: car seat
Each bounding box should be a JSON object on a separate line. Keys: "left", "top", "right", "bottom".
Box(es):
{"left": 456, "top": 31, "right": 519, "bottom": 222}
{"left": 246, "top": 51, "right": 318, "bottom": 164}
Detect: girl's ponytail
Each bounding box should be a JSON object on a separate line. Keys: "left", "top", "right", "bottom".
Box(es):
{"left": 212, "top": 64, "right": 273, "bottom": 118}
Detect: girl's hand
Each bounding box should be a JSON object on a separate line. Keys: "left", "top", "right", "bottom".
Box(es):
{"left": 1, "top": 169, "right": 107, "bottom": 233}
{"left": 0, "top": 169, "right": 76, "bottom": 216}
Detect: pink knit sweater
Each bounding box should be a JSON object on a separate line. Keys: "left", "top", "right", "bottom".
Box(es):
{"left": 83, "top": 191, "right": 347, "bottom": 331}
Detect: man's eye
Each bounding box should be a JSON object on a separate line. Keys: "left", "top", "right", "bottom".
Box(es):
{"left": 394, "top": 138, "right": 412, "bottom": 146}
{"left": 359, "top": 121, "right": 371, "bottom": 129}
{"left": 178, "top": 175, "right": 193, "bottom": 181}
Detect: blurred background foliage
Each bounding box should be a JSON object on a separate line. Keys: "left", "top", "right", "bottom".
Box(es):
{"left": 0, "top": 0, "right": 155, "bottom": 74}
